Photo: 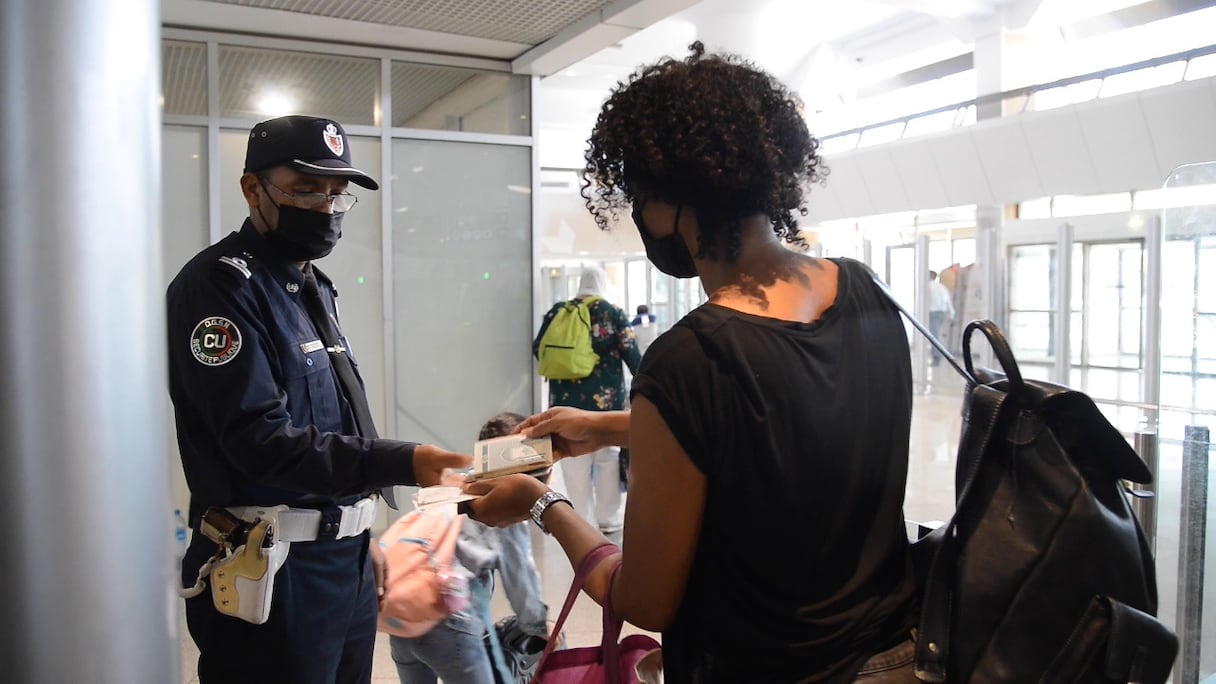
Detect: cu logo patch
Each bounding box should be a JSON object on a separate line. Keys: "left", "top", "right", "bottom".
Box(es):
{"left": 190, "top": 316, "right": 242, "bottom": 366}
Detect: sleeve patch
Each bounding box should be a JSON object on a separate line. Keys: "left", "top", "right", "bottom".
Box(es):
{"left": 190, "top": 317, "right": 242, "bottom": 366}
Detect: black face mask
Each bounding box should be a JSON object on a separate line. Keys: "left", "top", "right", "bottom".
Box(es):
{"left": 259, "top": 192, "right": 343, "bottom": 262}
{"left": 632, "top": 202, "right": 698, "bottom": 278}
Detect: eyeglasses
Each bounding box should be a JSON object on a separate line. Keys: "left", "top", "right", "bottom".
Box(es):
{"left": 260, "top": 177, "right": 358, "bottom": 213}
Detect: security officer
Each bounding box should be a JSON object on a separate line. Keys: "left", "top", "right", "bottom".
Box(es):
{"left": 167, "top": 115, "right": 471, "bottom": 683}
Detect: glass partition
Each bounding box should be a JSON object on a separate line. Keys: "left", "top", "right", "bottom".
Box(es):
{"left": 391, "top": 139, "right": 532, "bottom": 450}
{"left": 1157, "top": 162, "right": 1216, "bottom": 682}
{"left": 161, "top": 126, "right": 211, "bottom": 514}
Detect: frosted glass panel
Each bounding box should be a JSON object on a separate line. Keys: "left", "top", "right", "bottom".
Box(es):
{"left": 162, "top": 126, "right": 209, "bottom": 280}
{"left": 392, "top": 140, "right": 532, "bottom": 450}
{"left": 161, "top": 125, "right": 210, "bottom": 514}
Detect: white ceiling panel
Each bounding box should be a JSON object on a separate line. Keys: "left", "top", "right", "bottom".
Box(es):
{"left": 807, "top": 176, "right": 846, "bottom": 221}
{"left": 1074, "top": 92, "right": 1159, "bottom": 194}
{"left": 968, "top": 117, "right": 1044, "bottom": 203}
{"left": 848, "top": 148, "right": 910, "bottom": 213}
{"left": 820, "top": 155, "right": 875, "bottom": 218}
{"left": 887, "top": 139, "right": 950, "bottom": 210}
{"left": 927, "top": 131, "right": 994, "bottom": 207}
{"left": 1019, "top": 106, "right": 1102, "bottom": 197}
{"left": 1138, "top": 78, "right": 1216, "bottom": 181}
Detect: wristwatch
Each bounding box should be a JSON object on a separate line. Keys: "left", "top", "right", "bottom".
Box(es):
{"left": 530, "top": 490, "right": 573, "bottom": 534}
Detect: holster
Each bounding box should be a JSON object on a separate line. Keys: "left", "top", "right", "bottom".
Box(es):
{"left": 208, "top": 511, "right": 292, "bottom": 625}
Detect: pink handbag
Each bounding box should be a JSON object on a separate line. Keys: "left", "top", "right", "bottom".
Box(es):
{"left": 532, "top": 543, "right": 662, "bottom": 684}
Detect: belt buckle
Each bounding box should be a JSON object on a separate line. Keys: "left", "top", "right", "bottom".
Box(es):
{"left": 335, "top": 497, "right": 375, "bottom": 540}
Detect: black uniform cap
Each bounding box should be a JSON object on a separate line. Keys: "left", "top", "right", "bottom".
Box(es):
{"left": 244, "top": 115, "right": 379, "bottom": 190}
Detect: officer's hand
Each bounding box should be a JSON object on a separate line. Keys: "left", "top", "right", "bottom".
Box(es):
{"left": 413, "top": 444, "right": 472, "bottom": 487}
{"left": 461, "top": 473, "right": 548, "bottom": 527}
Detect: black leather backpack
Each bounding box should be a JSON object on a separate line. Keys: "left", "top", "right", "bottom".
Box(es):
{"left": 910, "top": 320, "right": 1178, "bottom": 683}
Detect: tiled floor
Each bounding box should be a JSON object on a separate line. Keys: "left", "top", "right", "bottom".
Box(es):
{"left": 179, "top": 377, "right": 1216, "bottom": 681}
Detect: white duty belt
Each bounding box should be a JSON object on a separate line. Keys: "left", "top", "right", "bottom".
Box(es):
{"left": 227, "top": 496, "right": 377, "bottom": 542}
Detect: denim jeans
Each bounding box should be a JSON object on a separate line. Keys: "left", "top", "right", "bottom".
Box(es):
{"left": 495, "top": 522, "right": 549, "bottom": 637}
{"left": 389, "top": 623, "right": 495, "bottom": 684}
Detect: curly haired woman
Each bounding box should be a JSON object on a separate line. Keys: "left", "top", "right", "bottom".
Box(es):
{"left": 465, "top": 42, "right": 918, "bottom": 683}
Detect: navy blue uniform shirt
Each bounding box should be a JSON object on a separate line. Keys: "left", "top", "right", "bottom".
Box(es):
{"left": 167, "top": 219, "right": 415, "bottom": 522}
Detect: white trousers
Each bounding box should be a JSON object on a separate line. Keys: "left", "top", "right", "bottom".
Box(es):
{"left": 555, "top": 446, "right": 622, "bottom": 530}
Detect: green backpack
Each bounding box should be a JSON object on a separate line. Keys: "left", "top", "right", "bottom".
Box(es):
{"left": 536, "top": 296, "right": 600, "bottom": 380}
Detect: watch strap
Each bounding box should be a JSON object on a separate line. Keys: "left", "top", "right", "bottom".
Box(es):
{"left": 530, "top": 491, "right": 572, "bottom": 534}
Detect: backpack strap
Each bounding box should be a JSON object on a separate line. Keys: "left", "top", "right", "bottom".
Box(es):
{"left": 913, "top": 382, "right": 1007, "bottom": 682}
{"left": 869, "top": 273, "right": 975, "bottom": 384}
{"left": 913, "top": 323, "right": 1017, "bottom": 682}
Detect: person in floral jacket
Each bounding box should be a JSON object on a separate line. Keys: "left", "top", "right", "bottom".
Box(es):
{"left": 533, "top": 267, "right": 641, "bottom": 532}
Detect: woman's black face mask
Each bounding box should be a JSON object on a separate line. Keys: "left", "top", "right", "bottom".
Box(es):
{"left": 632, "top": 201, "right": 697, "bottom": 278}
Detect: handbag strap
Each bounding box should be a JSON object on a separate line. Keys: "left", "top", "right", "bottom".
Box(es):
{"left": 533, "top": 543, "right": 621, "bottom": 673}
{"left": 601, "top": 561, "right": 628, "bottom": 683}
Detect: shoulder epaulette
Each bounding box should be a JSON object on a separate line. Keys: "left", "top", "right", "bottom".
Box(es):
{"left": 217, "top": 254, "right": 253, "bottom": 279}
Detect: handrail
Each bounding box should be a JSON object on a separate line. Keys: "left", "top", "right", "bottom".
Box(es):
{"left": 1089, "top": 396, "right": 1216, "bottom": 418}
{"left": 818, "top": 42, "right": 1216, "bottom": 143}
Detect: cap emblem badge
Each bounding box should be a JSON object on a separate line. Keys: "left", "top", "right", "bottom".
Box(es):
{"left": 323, "top": 123, "right": 344, "bottom": 156}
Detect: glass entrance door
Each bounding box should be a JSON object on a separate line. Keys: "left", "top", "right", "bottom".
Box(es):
{"left": 1006, "top": 237, "right": 1145, "bottom": 427}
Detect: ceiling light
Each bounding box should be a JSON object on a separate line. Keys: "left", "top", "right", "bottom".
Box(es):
{"left": 256, "top": 91, "right": 295, "bottom": 116}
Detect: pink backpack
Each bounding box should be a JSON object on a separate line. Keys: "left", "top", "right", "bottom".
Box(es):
{"left": 376, "top": 506, "right": 469, "bottom": 638}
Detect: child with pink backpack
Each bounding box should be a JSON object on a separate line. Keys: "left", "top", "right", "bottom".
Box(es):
{"left": 384, "top": 412, "right": 553, "bottom": 684}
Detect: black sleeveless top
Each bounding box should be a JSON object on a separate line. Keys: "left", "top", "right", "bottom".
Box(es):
{"left": 630, "top": 258, "right": 916, "bottom": 683}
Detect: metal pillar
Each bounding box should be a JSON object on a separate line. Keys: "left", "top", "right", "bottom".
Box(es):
{"left": 974, "top": 205, "right": 1005, "bottom": 370}
{"left": 914, "top": 234, "right": 931, "bottom": 390}
{"left": 1142, "top": 216, "right": 1162, "bottom": 432}
{"left": 1175, "top": 425, "right": 1209, "bottom": 684}
{"left": 1053, "top": 223, "right": 1074, "bottom": 385}
{"left": 1131, "top": 430, "right": 1158, "bottom": 556}
{"left": 0, "top": 1, "right": 174, "bottom": 682}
